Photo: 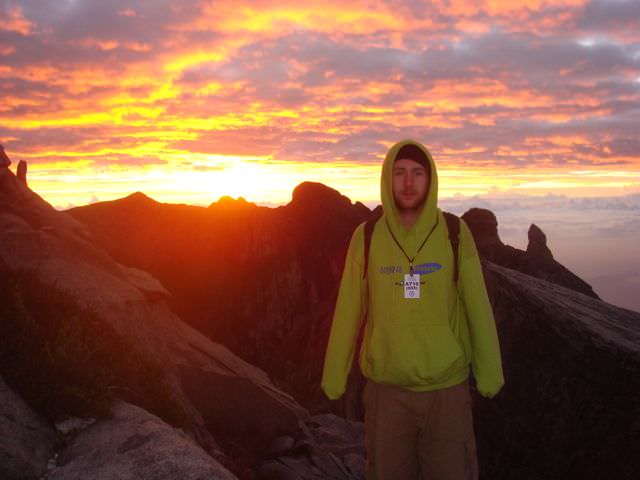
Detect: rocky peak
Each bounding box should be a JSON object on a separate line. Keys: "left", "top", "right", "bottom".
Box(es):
{"left": 216, "top": 195, "right": 249, "bottom": 205}
{"left": 290, "top": 182, "right": 352, "bottom": 212}
{"left": 123, "top": 191, "right": 156, "bottom": 205}
{"left": 17, "top": 160, "right": 27, "bottom": 184}
{"left": 527, "top": 223, "right": 553, "bottom": 260}
{"left": 0, "top": 144, "right": 10, "bottom": 168}
{"left": 208, "top": 195, "right": 257, "bottom": 212}
{"left": 461, "top": 207, "right": 504, "bottom": 259}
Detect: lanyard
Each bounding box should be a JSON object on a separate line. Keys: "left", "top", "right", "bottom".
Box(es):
{"left": 385, "top": 217, "right": 439, "bottom": 275}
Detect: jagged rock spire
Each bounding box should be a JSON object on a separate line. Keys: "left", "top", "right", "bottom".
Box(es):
{"left": 526, "top": 223, "right": 553, "bottom": 260}
{"left": 17, "top": 160, "right": 27, "bottom": 184}
{"left": 0, "top": 144, "right": 10, "bottom": 168}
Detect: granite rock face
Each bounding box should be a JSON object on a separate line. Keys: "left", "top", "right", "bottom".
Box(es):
{"left": 0, "top": 375, "right": 57, "bottom": 480}
{"left": 478, "top": 262, "right": 640, "bottom": 479}
{"left": 44, "top": 402, "right": 238, "bottom": 480}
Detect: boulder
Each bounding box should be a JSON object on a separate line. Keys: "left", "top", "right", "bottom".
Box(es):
{"left": 44, "top": 402, "right": 238, "bottom": 480}
{"left": 0, "top": 375, "right": 57, "bottom": 480}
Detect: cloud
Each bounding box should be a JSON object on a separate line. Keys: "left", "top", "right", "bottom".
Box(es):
{"left": 0, "top": 4, "right": 35, "bottom": 35}
{"left": 579, "top": 0, "right": 640, "bottom": 33}
{"left": 0, "top": 0, "right": 638, "bottom": 198}
{"left": 117, "top": 8, "right": 137, "bottom": 18}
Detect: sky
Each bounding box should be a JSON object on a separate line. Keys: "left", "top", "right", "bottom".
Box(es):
{"left": 1, "top": 0, "right": 639, "bottom": 311}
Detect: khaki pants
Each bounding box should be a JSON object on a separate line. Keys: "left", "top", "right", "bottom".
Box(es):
{"left": 363, "top": 380, "right": 478, "bottom": 480}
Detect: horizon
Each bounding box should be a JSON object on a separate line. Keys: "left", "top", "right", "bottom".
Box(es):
{"left": 9, "top": 165, "right": 636, "bottom": 314}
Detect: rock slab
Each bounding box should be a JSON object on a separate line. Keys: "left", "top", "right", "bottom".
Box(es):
{"left": 0, "top": 375, "right": 57, "bottom": 480}
{"left": 45, "top": 402, "right": 238, "bottom": 480}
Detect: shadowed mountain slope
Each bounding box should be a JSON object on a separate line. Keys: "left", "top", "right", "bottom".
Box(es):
{"left": 67, "top": 183, "right": 370, "bottom": 399}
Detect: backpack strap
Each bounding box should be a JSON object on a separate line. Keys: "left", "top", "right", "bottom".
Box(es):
{"left": 443, "top": 211, "right": 460, "bottom": 283}
{"left": 362, "top": 210, "right": 382, "bottom": 279}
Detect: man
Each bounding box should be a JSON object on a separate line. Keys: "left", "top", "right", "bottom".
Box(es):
{"left": 321, "top": 140, "right": 504, "bottom": 480}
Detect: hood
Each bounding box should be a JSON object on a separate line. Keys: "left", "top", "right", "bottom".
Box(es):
{"left": 381, "top": 139, "right": 439, "bottom": 252}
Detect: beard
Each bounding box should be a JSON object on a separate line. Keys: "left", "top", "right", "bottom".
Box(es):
{"left": 394, "top": 189, "right": 428, "bottom": 212}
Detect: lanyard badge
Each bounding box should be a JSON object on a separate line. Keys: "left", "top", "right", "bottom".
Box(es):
{"left": 384, "top": 218, "right": 439, "bottom": 301}
{"left": 404, "top": 273, "right": 421, "bottom": 299}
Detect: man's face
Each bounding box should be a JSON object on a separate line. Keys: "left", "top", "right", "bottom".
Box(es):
{"left": 392, "top": 158, "right": 430, "bottom": 212}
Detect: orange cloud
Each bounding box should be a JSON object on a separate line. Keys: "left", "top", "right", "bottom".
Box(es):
{"left": 441, "top": 0, "right": 588, "bottom": 32}
{"left": 118, "top": 8, "right": 137, "bottom": 18}
{"left": 0, "top": 5, "right": 35, "bottom": 35}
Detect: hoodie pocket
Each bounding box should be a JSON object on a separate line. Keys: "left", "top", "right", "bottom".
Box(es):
{"left": 366, "top": 321, "right": 466, "bottom": 386}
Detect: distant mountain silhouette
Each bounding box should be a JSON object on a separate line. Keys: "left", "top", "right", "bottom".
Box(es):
{"left": 1, "top": 153, "right": 639, "bottom": 480}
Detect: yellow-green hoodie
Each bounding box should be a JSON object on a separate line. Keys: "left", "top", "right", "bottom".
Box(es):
{"left": 321, "top": 139, "right": 504, "bottom": 400}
